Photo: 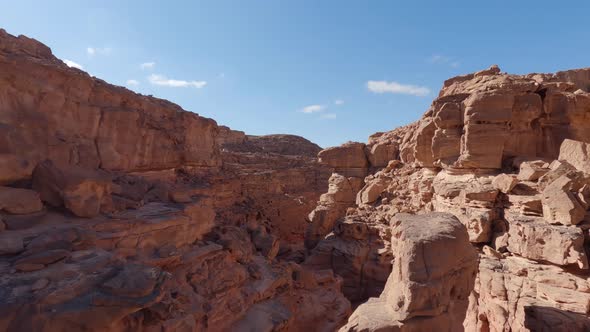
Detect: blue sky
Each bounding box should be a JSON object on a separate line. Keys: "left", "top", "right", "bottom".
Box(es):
{"left": 3, "top": 1, "right": 590, "bottom": 147}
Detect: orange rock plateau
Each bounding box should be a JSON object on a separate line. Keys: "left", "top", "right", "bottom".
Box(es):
{"left": 1, "top": 30, "right": 590, "bottom": 331}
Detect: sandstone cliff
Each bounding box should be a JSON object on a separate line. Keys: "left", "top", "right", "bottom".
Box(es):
{"left": 308, "top": 65, "right": 590, "bottom": 331}
{"left": 3, "top": 26, "right": 590, "bottom": 332}
{"left": 0, "top": 29, "right": 347, "bottom": 332}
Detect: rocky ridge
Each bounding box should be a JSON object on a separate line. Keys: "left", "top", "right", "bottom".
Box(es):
{"left": 306, "top": 65, "right": 590, "bottom": 331}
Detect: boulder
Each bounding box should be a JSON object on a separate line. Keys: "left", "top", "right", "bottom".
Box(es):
{"left": 32, "top": 160, "right": 111, "bottom": 218}
{"left": 505, "top": 215, "right": 588, "bottom": 268}
{"left": 538, "top": 160, "right": 578, "bottom": 191}
{"left": 541, "top": 175, "right": 587, "bottom": 225}
{"left": 559, "top": 139, "right": 590, "bottom": 174}
{"left": 356, "top": 180, "right": 387, "bottom": 205}
{"left": 0, "top": 186, "right": 43, "bottom": 214}
{"left": 324, "top": 174, "right": 362, "bottom": 204}
{"left": 492, "top": 174, "right": 518, "bottom": 194}
{"left": 339, "top": 213, "right": 477, "bottom": 331}
{"left": 517, "top": 160, "right": 549, "bottom": 181}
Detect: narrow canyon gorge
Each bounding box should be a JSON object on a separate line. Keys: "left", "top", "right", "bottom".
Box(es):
{"left": 1, "top": 30, "right": 590, "bottom": 331}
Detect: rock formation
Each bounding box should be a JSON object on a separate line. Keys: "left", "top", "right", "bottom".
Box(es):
{"left": 0, "top": 29, "right": 348, "bottom": 332}
{"left": 306, "top": 65, "right": 590, "bottom": 331}
{"left": 339, "top": 213, "right": 477, "bottom": 331}
{"left": 3, "top": 27, "right": 590, "bottom": 332}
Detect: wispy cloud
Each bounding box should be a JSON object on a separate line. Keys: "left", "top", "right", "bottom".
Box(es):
{"left": 63, "top": 59, "right": 83, "bottom": 70}
{"left": 367, "top": 80, "right": 430, "bottom": 97}
{"left": 300, "top": 104, "right": 326, "bottom": 113}
{"left": 126, "top": 79, "right": 139, "bottom": 86}
{"left": 429, "top": 54, "right": 460, "bottom": 68}
{"left": 87, "top": 47, "right": 111, "bottom": 56}
{"left": 148, "top": 74, "right": 207, "bottom": 89}
{"left": 141, "top": 62, "right": 155, "bottom": 70}
{"left": 334, "top": 99, "right": 344, "bottom": 105}
{"left": 320, "top": 113, "right": 337, "bottom": 119}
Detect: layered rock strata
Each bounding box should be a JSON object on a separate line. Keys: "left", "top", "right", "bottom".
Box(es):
{"left": 306, "top": 65, "right": 590, "bottom": 330}
{"left": 4, "top": 27, "right": 590, "bottom": 331}
{"left": 0, "top": 29, "right": 347, "bottom": 331}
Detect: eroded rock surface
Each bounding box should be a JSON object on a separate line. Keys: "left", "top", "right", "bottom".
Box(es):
{"left": 339, "top": 213, "right": 477, "bottom": 331}
{"left": 306, "top": 64, "right": 590, "bottom": 331}
{"left": 4, "top": 28, "right": 590, "bottom": 332}
{"left": 0, "top": 29, "right": 346, "bottom": 332}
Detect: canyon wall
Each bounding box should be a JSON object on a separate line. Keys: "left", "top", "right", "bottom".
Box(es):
{"left": 3, "top": 27, "right": 590, "bottom": 332}
{"left": 0, "top": 29, "right": 346, "bottom": 331}
{"left": 308, "top": 65, "right": 590, "bottom": 331}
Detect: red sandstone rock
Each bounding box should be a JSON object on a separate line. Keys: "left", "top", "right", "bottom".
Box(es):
{"left": 318, "top": 142, "right": 369, "bottom": 177}
{"left": 5, "top": 28, "right": 590, "bottom": 332}
{"left": 518, "top": 160, "right": 549, "bottom": 181}
{"left": 541, "top": 174, "right": 588, "bottom": 225}
{"left": 0, "top": 30, "right": 343, "bottom": 332}
{"left": 492, "top": 173, "right": 518, "bottom": 193}
{"left": 559, "top": 139, "right": 590, "bottom": 174}
{"left": 0, "top": 186, "right": 43, "bottom": 214}
{"left": 339, "top": 213, "right": 477, "bottom": 331}
{"left": 32, "top": 160, "right": 112, "bottom": 218}
{"left": 308, "top": 67, "right": 590, "bottom": 331}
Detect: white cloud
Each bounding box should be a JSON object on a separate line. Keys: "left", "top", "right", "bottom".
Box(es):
{"left": 87, "top": 47, "right": 111, "bottom": 56}
{"left": 63, "top": 59, "right": 83, "bottom": 70}
{"left": 367, "top": 80, "right": 430, "bottom": 97}
{"left": 300, "top": 104, "right": 325, "bottom": 113}
{"left": 334, "top": 99, "right": 344, "bottom": 105}
{"left": 429, "top": 54, "right": 460, "bottom": 68}
{"left": 126, "top": 79, "right": 139, "bottom": 86}
{"left": 429, "top": 54, "right": 449, "bottom": 64}
{"left": 320, "top": 113, "right": 337, "bottom": 119}
{"left": 141, "top": 62, "right": 156, "bottom": 70}
{"left": 148, "top": 74, "right": 207, "bottom": 89}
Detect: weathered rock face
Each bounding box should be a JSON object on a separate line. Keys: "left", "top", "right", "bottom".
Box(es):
{"left": 0, "top": 28, "right": 220, "bottom": 185}
{"left": 5, "top": 27, "right": 590, "bottom": 331}
{"left": 0, "top": 29, "right": 346, "bottom": 332}
{"left": 318, "top": 142, "right": 369, "bottom": 177}
{"left": 339, "top": 213, "right": 478, "bottom": 331}
{"left": 306, "top": 65, "right": 590, "bottom": 330}
{"left": 466, "top": 254, "right": 590, "bottom": 332}
{"left": 396, "top": 65, "right": 590, "bottom": 169}
{"left": 32, "top": 160, "right": 113, "bottom": 218}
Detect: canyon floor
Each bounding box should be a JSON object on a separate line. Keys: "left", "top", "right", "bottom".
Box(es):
{"left": 1, "top": 30, "right": 590, "bottom": 332}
